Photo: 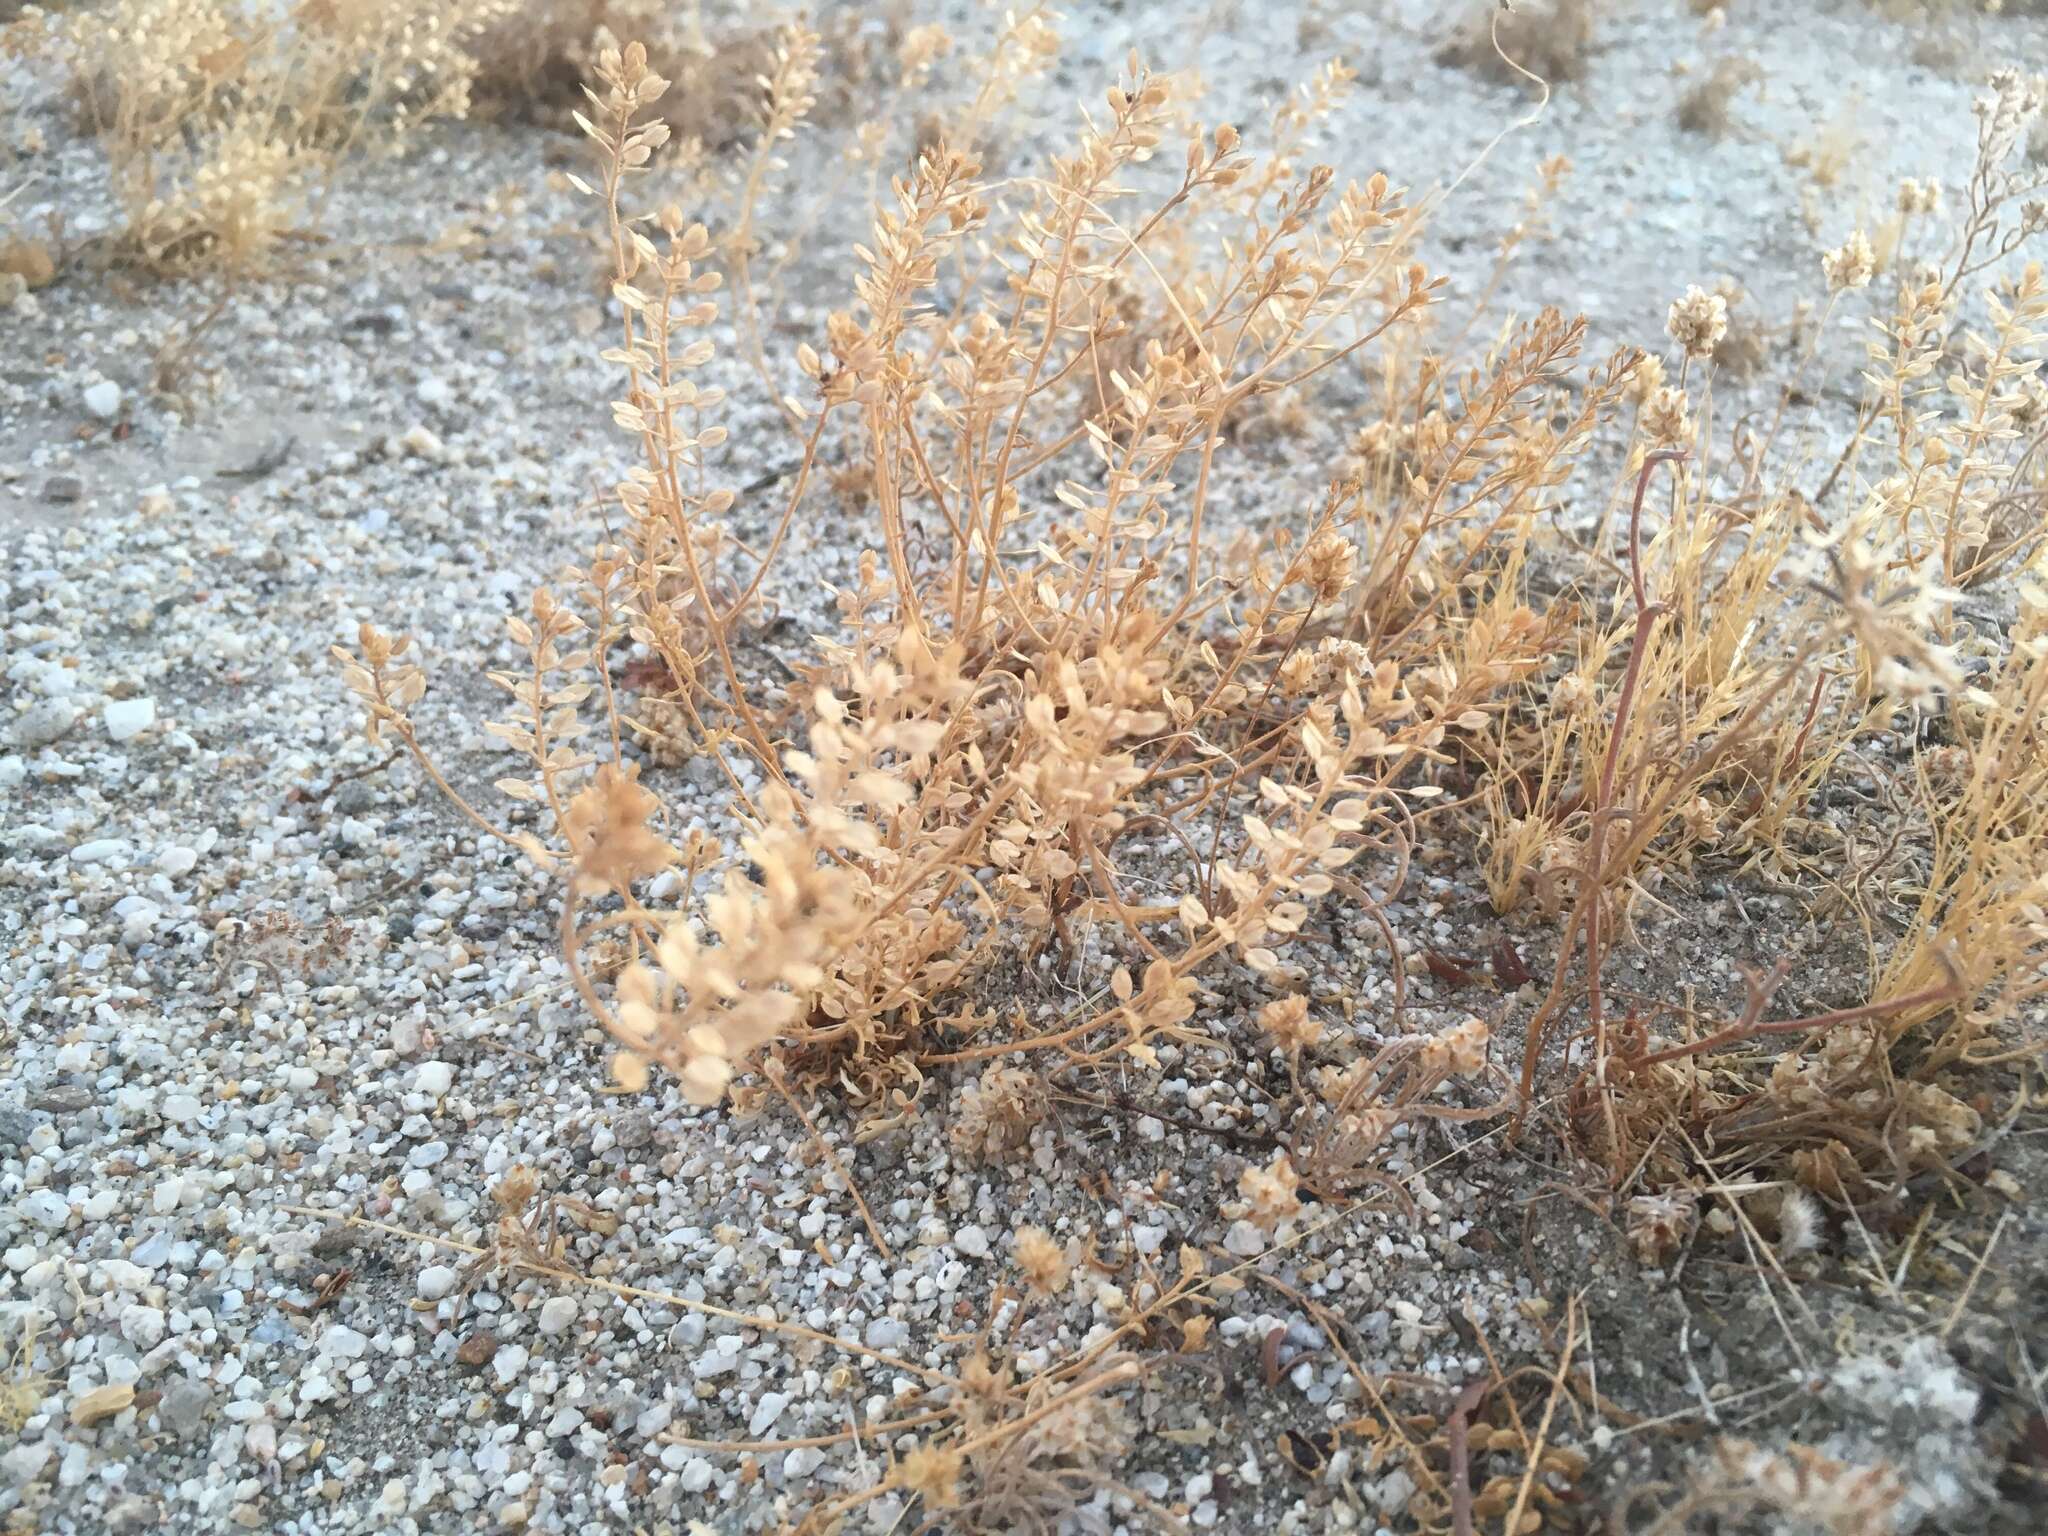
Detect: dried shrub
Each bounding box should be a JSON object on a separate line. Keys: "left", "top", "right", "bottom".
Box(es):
{"left": 31, "top": 0, "right": 508, "bottom": 270}
{"left": 1489, "top": 69, "right": 2048, "bottom": 1221}
{"left": 342, "top": 35, "right": 1515, "bottom": 1133}
{"left": 1676, "top": 54, "right": 1762, "bottom": 137}
{"left": 468, "top": 0, "right": 728, "bottom": 108}
{"left": 0, "top": 1318, "right": 50, "bottom": 1435}
{"left": 323, "top": 42, "right": 2048, "bottom": 1527}
{"left": 1440, "top": 0, "right": 1598, "bottom": 87}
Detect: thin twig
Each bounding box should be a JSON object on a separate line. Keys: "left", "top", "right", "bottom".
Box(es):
{"left": 1447, "top": 1377, "right": 1488, "bottom": 1536}
{"left": 1502, "top": 1293, "right": 1580, "bottom": 1536}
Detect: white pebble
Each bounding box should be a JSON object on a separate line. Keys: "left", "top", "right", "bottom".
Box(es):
{"left": 953, "top": 1225, "right": 990, "bottom": 1260}
{"left": 417, "top": 1265, "right": 459, "bottom": 1302}
{"left": 83, "top": 379, "right": 122, "bottom": 420}
{"left": 319, "top": 1325, "right": 368, "bottom": 1359}
{"left": 413, "top": 1061, "right": 454, "bottom": 1099}
{"left": 864, "top": 1318, "right": 909, "bottom": 1351}
{"left": 536, "top": 1296, "right": 577, "bottom": 1336}
{"left": 748, "top": 1392, "right": 790, "bottom": 1437}
{"left": 1224, "top": 1221, "right": 1268, "bottom": 1257}
{"left": 18, "top": 1191, "right": 69, "bottom": 1229}
{"left": 104, "top": 697, "right": 155, "bottom": 742}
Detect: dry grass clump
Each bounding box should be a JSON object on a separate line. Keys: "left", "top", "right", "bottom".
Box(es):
{"left": 1675, "top": 54, "right": 1763, "bottom": 137}
{"left": 467, "top": 0, "right": 724, "bottom": 107}
{"left": 24, "top": 0, "right": 507, "bottom": 270}
{"left": 1440, "top": 0, "right": 1599, "bottom": 87}
{"left": 1513, "top": 68, "right": 2048, "bottom": 1216}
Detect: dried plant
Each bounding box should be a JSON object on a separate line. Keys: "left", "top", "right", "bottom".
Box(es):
{"left": 316, "top": 38, "right": 2048, "bottom": 1528}
{"left": 1625, "top": 1437, "right": 1905, "bottom": 1535}
{"left": 341, "top": 37, "right": 1489, "bottom": 1135}
{"left": 1440, "top": 0, "right": 1598, "bottom": 88}
{"left": 31, "top": 0, "right": 509, "bottom": 270}
{"left": 1676, "top": 54, "right": 1763, "bottom": 138}
{"left": 1282, "top": 1015, "right": 1505, "bottom": 1207}
{"left": 950, "top": 1066, "right": 1051, "bottom": 1165}
{"left": 0, "top": 1318, "right": 50, "bottom": 1436}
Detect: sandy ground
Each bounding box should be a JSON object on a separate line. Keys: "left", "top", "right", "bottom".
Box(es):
{"left": 3, "top": 2, "right": 2046, "bottom": 1533}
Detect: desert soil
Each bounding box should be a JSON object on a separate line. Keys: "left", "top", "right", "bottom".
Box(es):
{"left": 3, "top": 2, "right": 2046, "bottom": 1534}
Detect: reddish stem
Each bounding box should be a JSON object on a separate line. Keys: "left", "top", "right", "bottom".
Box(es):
{"left": 1639, "top": 975, "right": 1961, "bottom": 1067}
{"left": 1517, "top": 449, "right": 1687, "bottom": 1114}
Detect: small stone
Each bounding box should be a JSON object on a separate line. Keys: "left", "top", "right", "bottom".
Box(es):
{"left": 83, "top": 380, "right": 123, "bottom": 420}
{"left": 104, "top": 697, "right": 155, "bottom": 742}
{"left": 96, "top": 1259, "right": 152, "bottom": 1292}
{"left": 399, "top": 424, "right": 443, "bottom": 460}
{"left": 413, "top": 1061, "right": 454, "bottom": 1099}
{"left": 319, "top": 1325, "right": 368, "bottom": 1359}
{"left": 119, "top": 1304, "right": 166, "bottom": 1349}
{"left": 491, "top": 1344, "right": 528, "bottom": 1384}
{"left": 456, "top": 1332, "right": 494, "bottom": 1368}
{"left": 155, "top": 846, "right": 199, "bottom": 877}
{"left": 863, "top": 1318, "right": 909, "bottom": 1351}
{"left": 536, "top": 1296, "right": 577, "bottom": 1336}
{"left": 1224, "top": 1220, "right": 1268, "bottom": 1257}
{"left": 613, "top": 1111, "right": 654, "bottom": 1151}
{"left": 11, "top": 698, "right": 78, "bottom": 748}
{"left": 42, "top": 475, "right": 84, "bottom": 504}
{"left": 953, "top": 1225, "right": 990, "bottom": 1259}
{"left": 417, "top": 1265, "right": 459, "bottom": 1302}
{"left": 0, "top": 1109, "right": 37, "bottom": 1150}
{"left": 160, "top": 1093, "right": 201, "bottom": 1124}
{"left": 748, "top": 1392, "right": 790, "bottom": 1437}
{"left": 19, "top": 1190, "right": 69, "bottom": 1229}
{"left": 416, "top": 376, "right": 452, "bottom": 408}
{"left": 70, "top": 1382, "right": 135, "bottom": 1427}
{"left": 157, "top": 1379, "right": 213, "bottom": 1436}
{"left": 245, "top": 1421, "right": 277, "bottom": 1461}
{"left": 70, "top": 838, "right": 127, "bottom": 866}
{"left": 33, "top": 1085, "right": 91, "bottom": 1115}
{"left": 331, "top": 780, "right": 376, "bottom": 815}
{"left": 692, "top": 1336, "right": 743, "bottom": 1378}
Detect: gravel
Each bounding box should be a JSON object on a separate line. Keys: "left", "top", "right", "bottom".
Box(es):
{"left": 4, "top": 3, "right": 2045, "bottom": 1534}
